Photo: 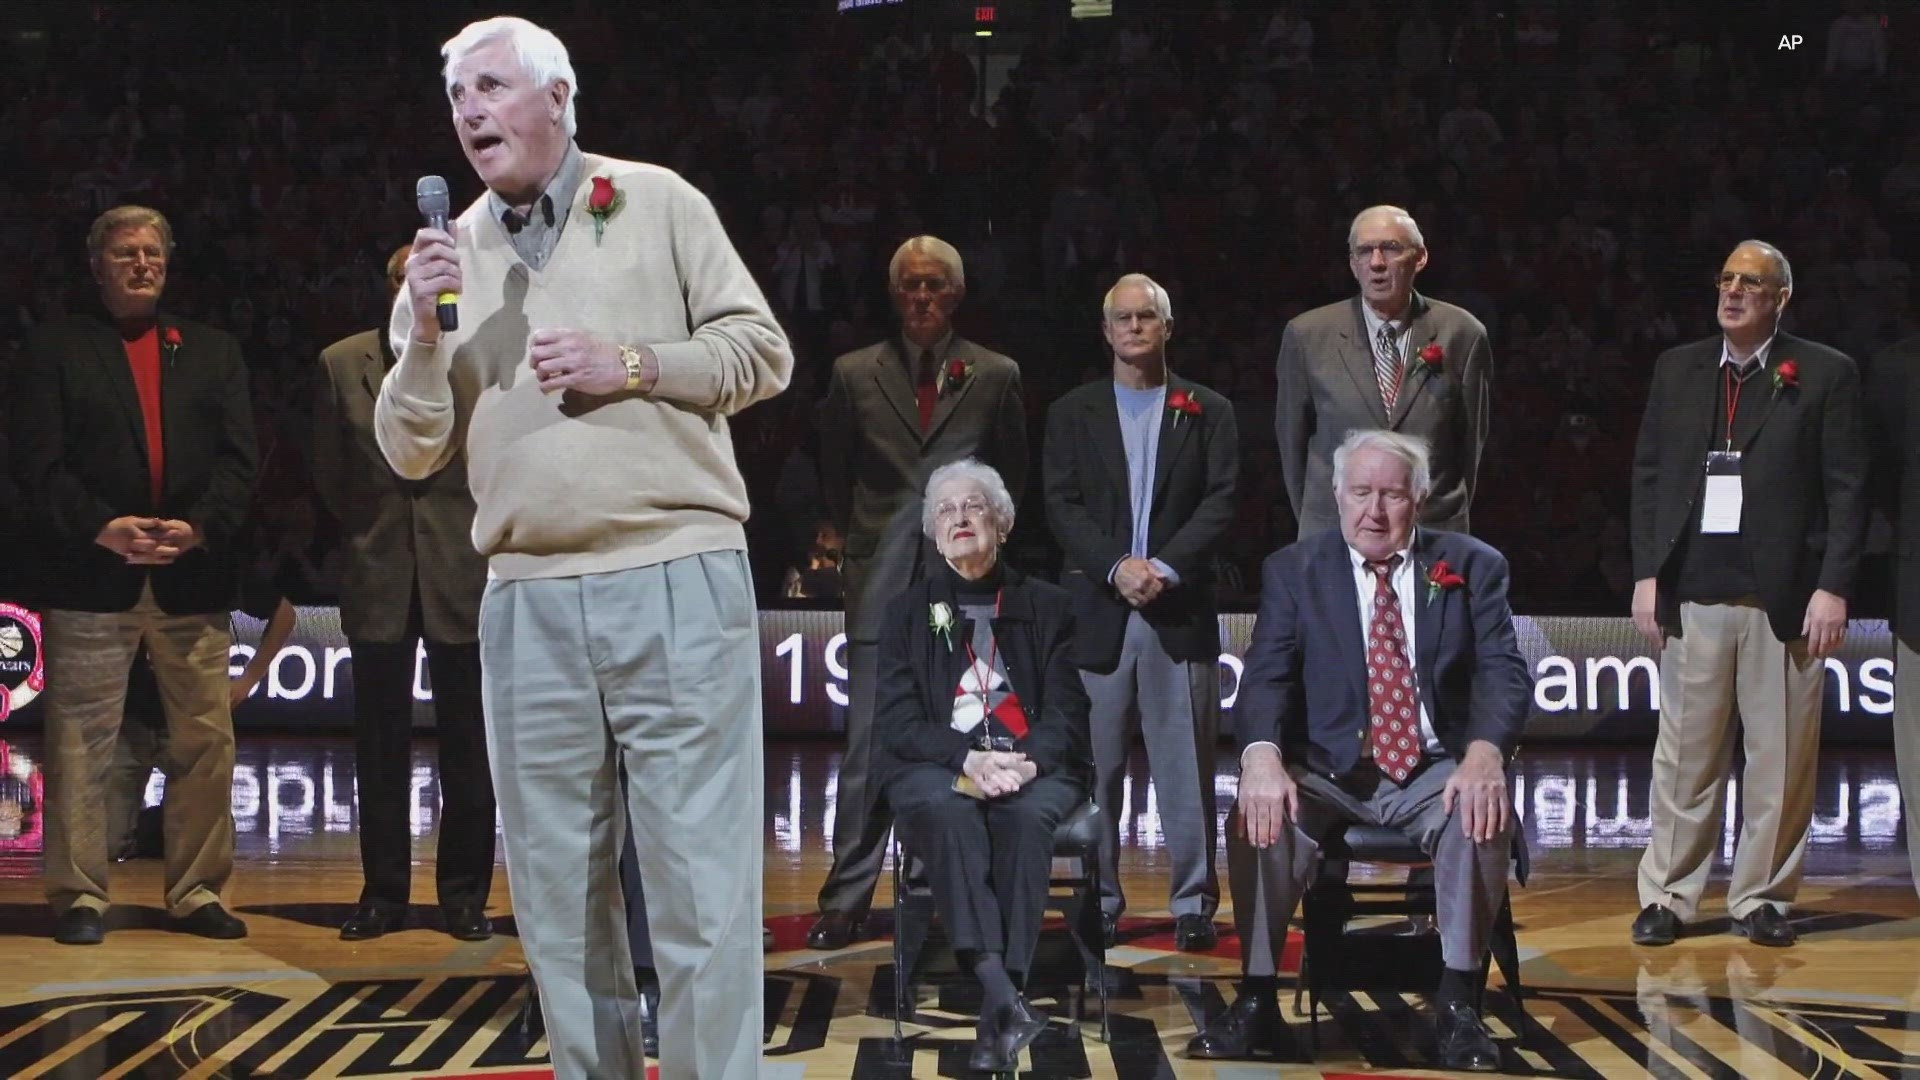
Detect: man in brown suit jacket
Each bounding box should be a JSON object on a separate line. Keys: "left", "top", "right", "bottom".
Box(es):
{"left": 1275, "top": 206, "right": 1492, "bottom": 537}
{"left": 807, "top": 235, "right": 1028, "bottom": 949}
{"left": 312, "top": 244, "right": 495, "bottom": 942}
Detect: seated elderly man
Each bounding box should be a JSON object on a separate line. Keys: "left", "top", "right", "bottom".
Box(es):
{"left": 874, "top": 458, "right": 1092, "bottom": 1074}
{"left": 1189, "top": 429, "right": 1529, "bottom": 1072}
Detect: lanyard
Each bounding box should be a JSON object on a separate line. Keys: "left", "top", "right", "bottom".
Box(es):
{"left": 962, "top": 590, "right": 1005, "bottom": 715}
{"left": 1723, "top": 365, "right": 1748, "bottom": 451}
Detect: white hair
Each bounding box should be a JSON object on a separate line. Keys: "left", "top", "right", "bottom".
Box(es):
{"left": 1732, "top": 239, "right": 1794, "bottom": 291}
{"left": 1332, "top": 429, "right": 1433, "bottom": 501}
{"left": 1102, "top": 272, "right": 1173, "bottom": 322}
{"left": 922, "top": 458, "right": 1016, "bottom": 538}
{"left": 1347, "top": 205, "right": 1426, "bottom": 252}
{"left": 888, "top": 236, "right": 965, "bottom": 290}
{"left": 441, "top": 17, "right": 579, "bottom": 137}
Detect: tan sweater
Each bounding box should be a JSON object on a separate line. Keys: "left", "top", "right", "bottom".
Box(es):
{"left": 375, "top": 154, "right": 792, "bottom": 580}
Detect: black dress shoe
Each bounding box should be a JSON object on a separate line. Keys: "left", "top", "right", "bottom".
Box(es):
{"left": 339, "top": 903, "right": 407, "bottom": 941}
{"left": 968, "top": 996, "right": 1049, "bottom": 1073}
{"left": 1731, "top": 906, "right": 1796, "bottom": 947}
{"left": 1174, "top": 914, "right": 1218, "bottom": 951}
{"left": 1631, "top": 903, "right": 1680, "bottom": 946}
{"left": 1186, "top": 992, "right": 1281, "bottom": 1059}
{"left": 1433, "top": 998, "right": 1501, "bottom": 1072}
{"left": 1100, "top": 911, "right": 1118, "bottom": 949}
{"left": 53, "top": 907, "right": 105, "bottom": 945}
{"left": 173, "top": 902, "right": 248, "bottom": 939}
{"left": 805, "top": 910, "right": 862, "bottom": 950}
{"left": 442, "top": 905, "right": 493, "bottom": 942}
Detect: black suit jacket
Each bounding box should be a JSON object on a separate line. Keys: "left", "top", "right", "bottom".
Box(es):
{"left": 1042, "top": 374, "right": 1238, "bottom": 672}
{"left": 1235, "top": 528, "right": 1531, "bottom": 776}
{"left": 1630, "top": 333, "right": 1867, "bottom": 641}
{"left": 1863, "top": 331, "right": 1920, "bottom": 639}
{"left": 15, "top": 311, "right": 258, "bottom": 614}
{"left": 312, "top": 329, "right": 486, "bottom": 644}
{"left": 873, "top": 566, "right": 1093, "bottom": 790}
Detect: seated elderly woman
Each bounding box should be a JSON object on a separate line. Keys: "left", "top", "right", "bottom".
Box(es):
{"left": 875, "top": 458, "right": 1093, "bottom": 1073}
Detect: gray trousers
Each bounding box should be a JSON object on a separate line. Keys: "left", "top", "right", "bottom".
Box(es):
{"left": 1081, "top": 611, "right": 1219, "bottom": 918}
{"left": 1895, "top": 637, "right": 1920, "bottom": 895}
{"left": 42, "top": 585, "right": 235, "bottom": 918}
{"left": 1226, "top": 758, "right": 1514, "bottom": 976}
{"left": 1636, "top": 601, "right": 1823, "bottom": 921}
{"left": 480, "top": 552, "right": 763, "bottom": 1080}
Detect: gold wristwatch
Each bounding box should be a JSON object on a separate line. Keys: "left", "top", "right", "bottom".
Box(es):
{"left": 619, "top": 345, "right": 644, "bottom": 392}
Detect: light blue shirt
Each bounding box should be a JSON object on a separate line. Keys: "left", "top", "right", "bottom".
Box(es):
{"left": 1111, "top": 383, "right": 1180, "bottom": 586}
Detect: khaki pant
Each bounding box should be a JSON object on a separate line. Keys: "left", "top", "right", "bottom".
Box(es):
{"left": 42, "top": 582, "right": 235, "bottom": 917}
{"left": 1893, "top": 637, "right": 1920, "bottom": 894}
{"left": 1636, "top": 600, "right": 1822, "bottom": 922}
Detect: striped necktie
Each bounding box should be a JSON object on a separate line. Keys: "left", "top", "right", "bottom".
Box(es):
{"left": 1374, "top": 321, "right": 1402, "bottom": 413}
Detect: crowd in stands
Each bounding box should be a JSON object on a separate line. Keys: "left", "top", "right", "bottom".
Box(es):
{"left": 2, "top": 0, "right": 1912, "bottom": 614}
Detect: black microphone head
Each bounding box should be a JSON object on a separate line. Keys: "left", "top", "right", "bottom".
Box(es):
{"left": 416, "top": 175, "right": 451, "bottom": 219}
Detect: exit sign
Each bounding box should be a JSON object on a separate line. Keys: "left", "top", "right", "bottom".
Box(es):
{"left": 975, "top": 5, "right": 995, "bottom": 22}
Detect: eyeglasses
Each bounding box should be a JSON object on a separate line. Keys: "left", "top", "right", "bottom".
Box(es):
{"left": 1350, "top": 241, "right": 1416, "bottom": 261}
{"left": 932, "top": 496, "right": 991, "bottom": 522}
{"left": 105, "top": 245, "right": 166, "bottom": 265}
{"left": 1714, "top": 271, "right": 1783, "bottom": 295}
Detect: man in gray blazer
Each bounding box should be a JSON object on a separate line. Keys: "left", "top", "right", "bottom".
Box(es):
{"left": 312, "top": 243, "right": 496, "bottom": 943}
{"left": 808, "top": 235, "right": 1028, "bottom": 949}
{"left": 1275, "top": 206, "right": 1492, "bottom": 537}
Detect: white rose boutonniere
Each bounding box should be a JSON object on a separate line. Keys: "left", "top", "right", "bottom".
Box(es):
{"left": 929, "top": 601, "right": 956, "bottom": 650}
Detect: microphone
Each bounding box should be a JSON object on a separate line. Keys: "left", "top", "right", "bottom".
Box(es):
{"left": 415, "top": 175, "right": 457, "bottom": 332}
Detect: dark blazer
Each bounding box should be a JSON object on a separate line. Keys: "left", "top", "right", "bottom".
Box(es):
{"left": 1042, "top": 374, "right": 1238, "bottom": 672}
{"left": 874, "top": 566, "right": 1092, "bottom": 790}
{"left": 819, "top": 335, "right": 1027, "bottom": 640}
{"left": 1863, "top": 331, "right": 1920, "bottom": 638}
{"left": 1236, "top": 528, "right": 1531, "bottom": 776}
{"left": 1275, "top": 292, "right": 1492, "bottom": 536}
{"left": 15, "top": 311, "right": 257, "bottom": 614}
{"left": 312, "top": 329, "right": 487, "bottom": 645}
{"left": 1630, "top": 333, "right": 1868, "bottom": 642}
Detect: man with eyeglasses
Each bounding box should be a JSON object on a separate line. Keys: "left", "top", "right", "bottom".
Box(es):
{"left": 1043, "top": 273, "right": 1238, "bottom": 952}
{"left": 1628, "top": 240, "right": 1866, "bottom": 948}
{"left": 1275, "top": 206, "right": 1491, "bottom": 539}
{"left": 808, "top": 235, "right": 1028, "bottom": 951}
{"left": 13, "top": 205, "right": 258, "bottom": 945}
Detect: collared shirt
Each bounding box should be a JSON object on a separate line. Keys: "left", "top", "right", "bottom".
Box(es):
{"left": 1345, "top": 541, "right": 1440, "bottom": 754}
{"left": 1110, "top": 381, "right": 1181, "bottom": 587}
{"left": 1719, "top": 332, "right": 1776, "bottom": 378}
{"left": 1360, "top": 299, "right": 1412, "bottom": 368}
{"left": 1240, "top": 534, "right": 1440, "bottom": 767}
{"left": 901, "top": 330, "right": 956, "bottom": 381}
{"left": 487, "top": 141, "right": 585, "bottom": 270}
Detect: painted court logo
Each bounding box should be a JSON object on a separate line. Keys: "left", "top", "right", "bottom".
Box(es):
{"left": 0, "top": 604, "right": 45, "bottom": 721}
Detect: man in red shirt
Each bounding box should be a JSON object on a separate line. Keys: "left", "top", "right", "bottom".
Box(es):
{"left": 13, "top": 206, "right": 258, "bottom": 945}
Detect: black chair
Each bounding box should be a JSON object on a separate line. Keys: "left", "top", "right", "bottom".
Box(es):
{"left": 891, "top": 799, "right": 1111, "bottom": 1045}
{"left": 1293, "top": 822, "right": 1529, "bottom": 1046}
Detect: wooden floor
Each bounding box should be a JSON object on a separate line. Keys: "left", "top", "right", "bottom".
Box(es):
{"left": 0, "top": 737, "right": 1915, "bottom": 1078}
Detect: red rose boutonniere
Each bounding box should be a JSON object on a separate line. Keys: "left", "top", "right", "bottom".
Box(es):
{"left": 585, "top": 175, "right": 624, "bottom": 245}
{"left": 161, "top": 326, "right": 183, "bottom": 364}
{"left": 1419, "top": 342, "right": 1445, "bottom": 369}
{"left": 1167, "top": 388, "right": 1203, "bottom": 426}
{"left": 1425, "top": 559, "right": 1466, "bottom": 604}
{"left": 941, "top": 356, "right": 972, "bottom": 394}
{"left": 1771, "top": 358, "right": 1799, "bottom": 394}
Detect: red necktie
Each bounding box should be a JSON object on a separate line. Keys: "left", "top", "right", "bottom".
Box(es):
{"left": 915, "top": 349, "right": 938, "bottom": 432}
{"left": 1365, "top": 557, "right": 1423, "bottom": 783}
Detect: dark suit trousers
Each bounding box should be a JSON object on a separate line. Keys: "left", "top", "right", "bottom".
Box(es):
{"left": 619, "top": 764, "right": 652, "bottom": 969}
{"left": 817, "top": 636, "right": 892, "bottom": 915}
{"left": 1226, "top": 758, "right": 1512, "bottom": 977}
{"left": 351, "top": 619, "right": 495, "bottom": 909}
{"left": 889, "top": 765, "right": 1085, "bottom": 975}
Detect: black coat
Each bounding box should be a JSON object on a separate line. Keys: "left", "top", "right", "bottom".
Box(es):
{"left": 1864, "top": 331, "right": 1920, "bottom": 639}
{"left": 874, "top": 565, "right": 1093, "bottom": 790}
{"left": 1629, "top": 333, "right": 1867, "bottom": 642}
{"left": 1042, "top": 374, "right": 1238, "bottom": 672}
{"left": 14, "top": 311, "right": 258, "bottom": 614}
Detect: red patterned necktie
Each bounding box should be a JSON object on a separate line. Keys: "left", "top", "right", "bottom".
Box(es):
{"left": 1365, "top": 557, "right": 1423, "bottom": 783}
